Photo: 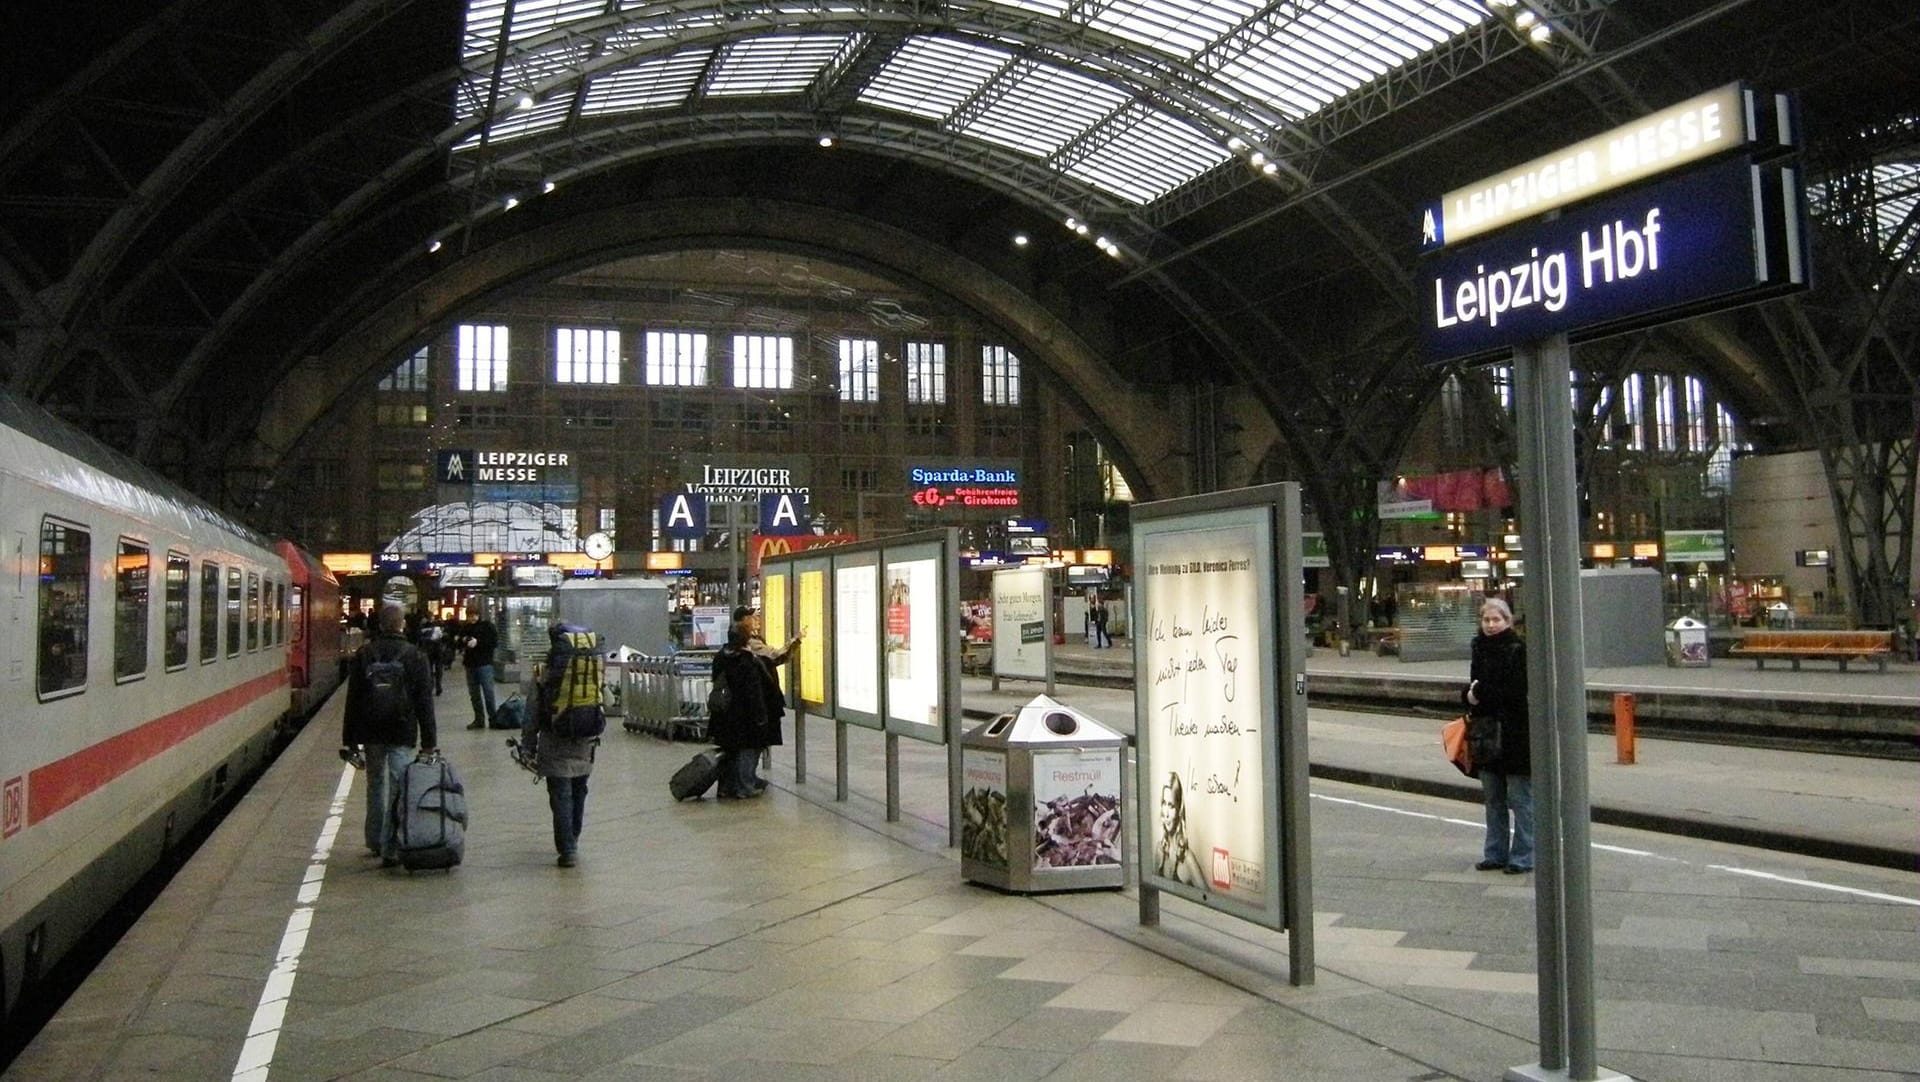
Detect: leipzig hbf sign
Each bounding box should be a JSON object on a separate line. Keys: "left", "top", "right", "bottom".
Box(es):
{"left": 1419, "top": 82, "right": 1807, "bottom": 364}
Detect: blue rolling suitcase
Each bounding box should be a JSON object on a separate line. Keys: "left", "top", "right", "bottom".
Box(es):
{"left": 392, "top": 752, "right": 468, "bottom": 870}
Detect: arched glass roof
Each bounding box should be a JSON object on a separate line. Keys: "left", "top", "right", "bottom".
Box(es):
{"left": 456, "top": 0, "right": 1496, "bottom": 207}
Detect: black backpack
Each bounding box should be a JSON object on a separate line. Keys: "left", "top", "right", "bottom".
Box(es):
{"left": 361, "top": 646, "right": 413, "bottom": 728}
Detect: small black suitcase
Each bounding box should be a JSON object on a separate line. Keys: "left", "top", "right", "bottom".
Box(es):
{"left": 670, "top": 749, "right": 722, "bottom": 801}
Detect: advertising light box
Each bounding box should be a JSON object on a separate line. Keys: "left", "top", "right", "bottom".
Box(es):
{"left": 883, "top": 542, "right": 945, "bottom": 741}
{"left": 833, "top": 553, "right": 882, "bottom": 728}
{"left": 797, "top": 562, "right": 829, "bottom": 707}
{"left": 762, "top": 569, "right": 790, "bottom": 696}
{"left": 1136, "top": 508, "right": 1279, "bottom": 923}
{"left": 1422, "top": 157, "right": 1807, "bottom": 364}
{"left": 991, "top": 567, "right": 1051, "bottom": 681}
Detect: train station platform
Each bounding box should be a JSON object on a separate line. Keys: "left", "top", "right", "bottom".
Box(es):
{"left": 13, "top": 670, "right": 1916, "bottom": 1081}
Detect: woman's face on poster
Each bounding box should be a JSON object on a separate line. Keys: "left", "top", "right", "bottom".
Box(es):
{"left": 1159, "top": 778, "right": 1180, "bottom": 831}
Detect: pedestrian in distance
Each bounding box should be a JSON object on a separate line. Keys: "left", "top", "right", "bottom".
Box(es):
{"left": 1464, "top": 597, "right": 1533, "bottom": 875}
{"left": 1091, "top": 596, "right": 1112, "bottom": 649}
{"left": 341, "top": 603, "right": 438, "bottom": 868}
{"left": 461, "top": 614, "right": 500, "bottom": 730}
{"left": 413, "top": 615, "right": 447, "bottom": 696}
{"left": 523, "top": 622, "right": 603, "bottom": 866}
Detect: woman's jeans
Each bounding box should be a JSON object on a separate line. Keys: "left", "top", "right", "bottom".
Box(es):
{"left": 466, "top": 663, "right": 497, "bottom": 726}
{"left": 546, "top": 775, "right": 588, "bottom": 855}
{"left": 1480, "top": 770, "right": 1535, "bottom": 869}
{"left": 363, "top": 744, "right": 413, "bottom": 857}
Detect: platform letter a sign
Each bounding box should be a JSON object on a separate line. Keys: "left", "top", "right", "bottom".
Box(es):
{"left": 760, "top": 491, "right": 810, "bottom": 536}
{"left": 660, "top": 493, "right": 708, "bottom": 540}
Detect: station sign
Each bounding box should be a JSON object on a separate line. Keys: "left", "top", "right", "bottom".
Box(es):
{"left": 758, "top": 491, "right": 812, "bottom": 535}
{"left": 1422, "top": 82, "right": 1792, "bottom": 250}
{"left": 659, "top": 492, "right": 708, "bottom": 540}
{"left": 1421, "top": 156, "right": 1807, "bottom": 364}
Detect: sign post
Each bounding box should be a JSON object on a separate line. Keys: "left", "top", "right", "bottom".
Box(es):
{"left": 1419, "top": 83, "right": 1807, "bottom": 1082}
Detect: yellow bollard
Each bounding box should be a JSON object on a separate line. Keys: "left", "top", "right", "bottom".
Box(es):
{"left": 1613, "top": 692, "right": 1637, "bottom": 765}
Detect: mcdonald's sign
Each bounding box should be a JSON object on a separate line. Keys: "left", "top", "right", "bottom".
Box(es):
{"left": 749, "top": 533, "right": 856, "bottom": 576}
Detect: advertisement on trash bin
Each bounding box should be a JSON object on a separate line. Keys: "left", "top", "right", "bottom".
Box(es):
{"left": 960, "top": 748, "right": 1009, "bottom": 870}
{"left": 1136, "top": 509, "right": 1277, "bottom": 922}
{"left": 1032, "top": 748, "right": 1122, "bottom": 870}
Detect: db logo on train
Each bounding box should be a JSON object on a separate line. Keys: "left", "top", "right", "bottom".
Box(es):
{"left": 3, "top": 775, "right": 24, "bottom": 838}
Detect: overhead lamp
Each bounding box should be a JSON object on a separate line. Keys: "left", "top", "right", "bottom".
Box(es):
{"left": 817, "top": 133, "right": 835, "bottom": 148}
{"left": 1261, "top": 161, "right": 1278, "bottom": 175}
{"left": 1074, "top": 222, "right": 1089, "bottom": 236}
{"left": 503, "top": 195, "right": 520, "bottom": 210}
{"left": 1514, "top": 10, "right": 1537, "bottom": 27}
{"left": 427, "top": 238, "right": 443, "bottom": 254}
{"left": 517, "top": 93, "right": 536, "bottom": 110}
{"left": 1529, "top": 23, "right": 1552, "bottom": 41}
{"left": 1226, "top": 136, "right": 1246, "bottom": 152}
{"left": 1064, "top": 216, "right": 1079, "bottom": 229}
{"left": 1249, "top": 151, "right": 1267, "bottom": 167}
{"left": 1012, "top": 232, "right": 1029, "bottom": 247}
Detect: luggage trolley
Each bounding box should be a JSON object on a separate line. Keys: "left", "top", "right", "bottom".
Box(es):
{"left": 620, "top": 650, "right": 718, "bottom": 741}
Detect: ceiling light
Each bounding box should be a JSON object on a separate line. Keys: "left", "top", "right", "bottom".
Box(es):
{"left": 1515, "top": 10, "right": 1537, "bottom": 27}
{"left": 1529, "top": 24, "right": 1552, "bottom": 41}
{"left": 1074, "top": 223, "right": 1089, "bottom": 236}
{"left": 1064, "top": 216, "right": 1079, "bottom": 229}
{"left": 1227, "top": 136, "right": 1246, "bottom": 152}
{"left": 1012, "top": 233, "right": 1030, "bottom": 247}
{"left": 427, "top": 238, "right": 443, "bottom": 254}
{"left": 1261, "top": 161, "right": 1278, "bottom": 175}
{"left": 542, "top": 179, "right": 557, "bottom": 194}
{"left": 503, "top": 195, "right": 519, "bottom": 210}
{"left": 1249, "top": 151, "right": 1267, "bottom": 167}
{"left": 817, "top": 133, "right": 835, "bottom": 148}
{"left": 517, "top": 93, "right": 536, "bottom": 110}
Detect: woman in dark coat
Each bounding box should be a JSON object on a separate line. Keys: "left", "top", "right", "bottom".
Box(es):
{"left": 1464, "top": 597, "right": 1533, "bottom": 874}
{"left": 709, "top": 627, "right": 785, "bottom": 799}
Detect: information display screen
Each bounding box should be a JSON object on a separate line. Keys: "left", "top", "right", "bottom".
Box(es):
{"left": 883, "top": 542, "right": 944, "bottom": 741}
{"left": 797, "top": 564, "right": 828, "bottom": 706}
{"left": 762, "top": 570, "right": 790, "bottom": 696}
{"left": 991, "top": 566, "right": 1050, "bottom": 680}
{"left": 833, "top": 554, "right": 882, "bottom": 725}
{"left": 1135, "top": 507, "right": 1278, "bottom": 922}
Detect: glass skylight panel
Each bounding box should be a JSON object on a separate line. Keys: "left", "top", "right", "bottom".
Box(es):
{"left": 502, "top": 0, "right": 608, "bottom": 42}
{"left": 1091, "top": 0, "right": 1261, "bottom": 61}
{"left": 457, "top": 97, "right": 571, "bottom": 150}
{"left": 1064, "top": 111, "right": 1228, "bottom": 204}
{"left": 1214, "top": 0, "right": 1489, "bottom": 120}
{"left": 1872, "top": 162, "right": 1919, "bottom": 257}
{"left": 581, "top": 52, "right": 711, "bottom": 116}
{"left": 705, "top": 35, "right": 849, "bottom": 97}
{"left": 961, "top": 64, "right": 1131, "bottom": 159}
{"left": 860, "top": 36, "right": 1009, "bottom": 122}
{"left": 992, "top": 0, "right": 1071, "bottom": 16}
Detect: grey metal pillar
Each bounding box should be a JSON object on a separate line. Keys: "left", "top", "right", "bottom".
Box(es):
{"left": 1507, "top": 336, "right": 1627, "bottom": 1082}
{"left": 835, "top": 721, "right": 849, "bottom": 802}
{"left": 885, "top": 733, "right": 901, "bottom": 822}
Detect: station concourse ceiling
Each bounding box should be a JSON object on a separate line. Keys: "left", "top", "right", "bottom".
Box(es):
{"left": 0, "top": 0, "right": 1915, "bottom": 510}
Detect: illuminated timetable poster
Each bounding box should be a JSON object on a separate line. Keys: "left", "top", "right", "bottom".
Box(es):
{"left": 1138, "top": 515, "right": 1272, "bottom": 914}
{"left": 883, "top": 550, "right": 941, "bottom": 736}
{"left": 762, "top": 571, "right": 789, "bottom": 695}
{"left": 834, "top": 557, "right": 880, "bottom": 719}
{"left": 798, "top": 567, "right": 827, "bottom": 705}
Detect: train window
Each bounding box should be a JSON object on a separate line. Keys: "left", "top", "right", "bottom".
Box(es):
{"left": 200, "top": 562, "right": 220, "bottom": 663}
{"left": 37, "top": 518, "right": 89, "bottom": 698}
{"left": 275, "top": 581, "right": 287, "bottom": 644}
{"left": 114, "top": 538, "right": 150, "bottom": 681}
{"left": 165, "top": 552, "right": 190, "bottom": 670}
{"left": 246, "top": 572, "right": 260, "bottom": 652}
{"left": 226, "top": 567, "right": 242, "bottom": 658}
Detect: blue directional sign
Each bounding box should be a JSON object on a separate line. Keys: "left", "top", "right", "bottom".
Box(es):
{"left": 758, "top": 490, "right": 811, "bottom": 535}
{"left": 1421, "top": 157, "right": 1807, "bottom": 364}
{"left": 659, "top": 492, "right": 708, "bottom": 540}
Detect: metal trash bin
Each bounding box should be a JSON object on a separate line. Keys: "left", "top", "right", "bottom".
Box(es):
{"left": 1665, "top": 615, "right": 1710, "bottom": 667}
{"left": 960, "top": 694, "right": 1126, "bottom": 893}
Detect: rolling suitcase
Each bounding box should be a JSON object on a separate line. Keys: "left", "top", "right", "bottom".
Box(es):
{"left": 392, "top": 752, "right": 468, "bottom": 870}
{"left": 669, "top": 748, "right": 722, "bottom": 801}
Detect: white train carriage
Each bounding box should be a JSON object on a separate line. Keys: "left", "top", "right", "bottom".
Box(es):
{"left": 0, "top": 393, "right": 290, "bottom": 1029}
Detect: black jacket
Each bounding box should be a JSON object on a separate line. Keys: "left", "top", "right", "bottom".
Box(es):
{"left": 1464, "top": 627, "right": 1529, "bottom": 776}
{"left": 342, "top": 632, "right": 438, "bottom": 749}
{"left": 708, "top": 645, "right": 785, "bottom": 751}
{"left": 459, "top": 619, "right": 497, "bottom": 669}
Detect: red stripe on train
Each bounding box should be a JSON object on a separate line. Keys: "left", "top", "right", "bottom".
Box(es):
{"left": 26, "top": 670, "right": 289, "bottom": 825}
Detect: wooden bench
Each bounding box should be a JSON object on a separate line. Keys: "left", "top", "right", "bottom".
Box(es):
{"left": 1727, "top": 629, "right": 1894, "bottom": 672}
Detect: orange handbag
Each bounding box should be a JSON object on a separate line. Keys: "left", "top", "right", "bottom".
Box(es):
{"left": 1441, "top": 715, "right": 1475, "bottom": 776}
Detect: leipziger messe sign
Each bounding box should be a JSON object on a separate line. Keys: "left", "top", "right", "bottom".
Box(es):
{"left": 1420, "top": 82, "right": 1807, "bottom": 364}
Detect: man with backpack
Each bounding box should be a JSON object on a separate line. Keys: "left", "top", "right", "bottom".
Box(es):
{"left": 341, "top": 603, "right": 439, "bottom": 867}
{"left": 522, "top": 622, "right": 605, "bottom": 866}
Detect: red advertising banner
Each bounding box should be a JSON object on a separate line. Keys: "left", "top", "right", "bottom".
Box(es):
{"left": 749, "top": 533, "right": 856, "bottom": 576}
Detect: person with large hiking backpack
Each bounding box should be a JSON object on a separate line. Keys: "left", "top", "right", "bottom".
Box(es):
{"left": 522, "top": 623, "right": 604, "bottom": 866}
{"left": 341, "top": 603, "right": 438, "bottom": 866}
